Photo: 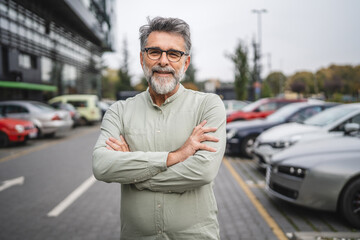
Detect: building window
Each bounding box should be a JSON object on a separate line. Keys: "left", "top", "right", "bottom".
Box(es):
{"left": 19, "top": 52, "right": 37, "bottom": 69}
{"left": 41, "top": 57, "right": 52, "bottom": 83}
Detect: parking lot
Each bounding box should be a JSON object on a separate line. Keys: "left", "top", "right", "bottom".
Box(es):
{"left": 0, "top": 124, "right": 359, "bottom": 240}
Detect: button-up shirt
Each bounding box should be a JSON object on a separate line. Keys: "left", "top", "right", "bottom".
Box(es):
{"left": 93, "top": 84, "right": 226, "bottom": 239}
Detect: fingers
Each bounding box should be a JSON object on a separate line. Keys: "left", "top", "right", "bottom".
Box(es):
{"left": 198, "top": 143, "right": 217, "bottom": 152}
{"left": 106, "top": 135, "right": 130, "bottom": 152}
{"left": 201, "top": 134, "right": 219, "bottom": 143}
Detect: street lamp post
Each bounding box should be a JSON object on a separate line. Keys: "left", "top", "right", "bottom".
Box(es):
{"left": 252, "top": 9, "right": 267, "bottom": 99}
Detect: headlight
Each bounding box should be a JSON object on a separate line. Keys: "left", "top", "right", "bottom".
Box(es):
{"left": 272, "top": 135, "right": 302, "bottom": 149}
{"left": 273, "top": 165, "right": 306, "bottom": 178}
{"left": 226, "top": 129, "right": 236, "bottom": 139}
{"left": 15, "top": 125, "right": 25, "bottom": 133}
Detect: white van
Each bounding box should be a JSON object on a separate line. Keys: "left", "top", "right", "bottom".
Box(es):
{"left": 49, "top": 94, "right": 102, "bottom": 125}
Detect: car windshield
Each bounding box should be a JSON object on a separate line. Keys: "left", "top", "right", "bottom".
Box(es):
{"left": 304, "top": 106, "right": 356, "bottom": 127}
{"left": 266, "top": 104, "right": 303, "bottom": 122}
{"left": 30, "top": 102, "right": 55, "bottom": 112}
{"left": 241, "top": 99, "right": 267, "bottom": 112}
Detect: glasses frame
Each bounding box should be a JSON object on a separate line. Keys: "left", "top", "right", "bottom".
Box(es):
{"left": 143, "top": 47, "right": 189, "bottom": 62}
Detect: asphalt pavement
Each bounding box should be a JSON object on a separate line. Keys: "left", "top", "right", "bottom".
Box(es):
{"left": 0, "top": 124, "right": 359, "bottom": 240}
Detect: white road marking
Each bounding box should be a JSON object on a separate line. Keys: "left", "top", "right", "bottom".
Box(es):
{"left": 0, "top": 176, "right": 24, "bottom": 192}
{"left": 47, "top": 175, "right": 96, "bottom": 217}
{"left": 246, "top": 180, "right": 265, "bottom": 188}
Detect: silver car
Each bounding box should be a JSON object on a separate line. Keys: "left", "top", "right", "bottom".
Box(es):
{"left": 0, "top": 100, "right": 73, "bottom": 137}
{"left": 266, "top": 123, "right": 360, "bottom": 228}
{"left": 253, "top": 103, "right": 360, "bottom": 167}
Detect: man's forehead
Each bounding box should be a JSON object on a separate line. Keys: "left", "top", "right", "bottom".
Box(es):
{"left": 146, "top": 31, "right": 186, "bottom": 50}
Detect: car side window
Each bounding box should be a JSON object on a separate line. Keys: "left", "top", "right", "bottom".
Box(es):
{"left": 333, "top": 114, "right": 360, "bottom": 132}
{"left": 258, "top": 102, "right": 277, "bottom": 112}
{"left": 68, "top": 100, "right": 87, "bottom": 108}
{"left": 5, "top": 105, "right": 29, "bottom": 114}
{"left": 289, "top": 106, "right": 322, "bottom": 123}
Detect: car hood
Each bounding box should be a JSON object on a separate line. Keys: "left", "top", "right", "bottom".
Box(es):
{"left": 226, "top": 119, "right": 279, "bottom": 131}
{"left": 257, "top": 122, "right": 322, "bottom": 142}
{"left": 272, "top": 135, "right": 360, "bottom": 167}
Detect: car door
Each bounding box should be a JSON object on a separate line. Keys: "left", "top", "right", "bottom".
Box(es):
{"left": 4, "top": 105, "right": 31, "bottom": 121}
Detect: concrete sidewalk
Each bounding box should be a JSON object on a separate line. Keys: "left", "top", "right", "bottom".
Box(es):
{"left": 214, "top": 161, "right": 279, "bottom": 240}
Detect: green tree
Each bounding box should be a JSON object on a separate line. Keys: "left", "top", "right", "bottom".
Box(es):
{"left": 264, "top": 72, "right": 286, "bottom": 96}
{"left": 287, "top": 71, "right": 314, "bottom": 97}
{"left": 183, "top": 58, "right": 196, "bottom": 83}
{"left": 261, "top": 81, "right": 272, "bottom": 98}
{"left": 116, "top": 38, "right": 133, "bottom": 92}
{"left": 228, "top": 40, "right": 249, "bottom": 100}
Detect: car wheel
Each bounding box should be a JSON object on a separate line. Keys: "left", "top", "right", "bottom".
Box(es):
{"left": 0, "top": 131, "right": 9, "bottom": 147}
{"left": 240, "top": 134, "right": 258, "bottom": 159}
{"left": 36, "top": 127, "right": 42, "bottom": 138}
{"left": 79, "top": 117, "right": 88, "bottom": 126}
{"left": 339, "top": 178, "right": 360, "bottom": 228}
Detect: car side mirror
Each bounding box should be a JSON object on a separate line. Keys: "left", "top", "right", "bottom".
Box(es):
{"left": 344, "top": 123, "right": 360, "bottom": 135}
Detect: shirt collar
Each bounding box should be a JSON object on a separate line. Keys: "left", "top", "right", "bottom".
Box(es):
{"left": 146, "top": 84, "right": 185, "bottom": 107}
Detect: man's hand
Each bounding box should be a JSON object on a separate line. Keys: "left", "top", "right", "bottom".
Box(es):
{"left": 106, "top": 136, "right": 130, "bottom": 152}
{"left": 167, "top": 120, "right": 219, "bottom": 167}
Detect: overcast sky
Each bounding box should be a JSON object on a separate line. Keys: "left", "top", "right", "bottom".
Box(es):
{"left": 102, "top": 0, "right": 360, "bottom": 84}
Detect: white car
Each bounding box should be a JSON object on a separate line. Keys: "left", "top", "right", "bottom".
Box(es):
{"left": 253, "top": 103, "right": 360, "bottom": 168}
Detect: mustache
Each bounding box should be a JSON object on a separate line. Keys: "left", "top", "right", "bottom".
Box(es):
{"left": 151, "top": 65, "right": 175, "bottom": 75}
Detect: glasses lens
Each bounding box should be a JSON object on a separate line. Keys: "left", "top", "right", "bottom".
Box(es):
{"left": 147, "top": 49, "right": 162, "bottom": 60}
{"left": 167, "top": 50, "right": 182, "bottom": 62}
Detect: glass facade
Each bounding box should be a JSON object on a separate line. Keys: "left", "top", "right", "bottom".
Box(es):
{"left": 0, "top": 0, "right": 114, "bottom": 101}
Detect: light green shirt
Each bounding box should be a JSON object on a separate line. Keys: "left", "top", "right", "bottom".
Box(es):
{"left": 93, "top": 84, "right": 226, "bottom": 240}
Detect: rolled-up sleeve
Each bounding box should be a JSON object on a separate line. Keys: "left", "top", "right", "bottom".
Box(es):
{"left": 135, "top": 95, "right": 226, "bottom": 193}
{"left": 92, "top": 103, "right": 168, "bottom": 184}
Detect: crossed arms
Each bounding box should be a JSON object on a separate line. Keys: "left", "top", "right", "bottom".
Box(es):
{"left": 92, "top": 94, "right": 226, "bottom": 193}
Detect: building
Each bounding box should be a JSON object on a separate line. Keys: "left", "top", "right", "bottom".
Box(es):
{"left": 0, "top": 0, "right": 114, "bottom": 101}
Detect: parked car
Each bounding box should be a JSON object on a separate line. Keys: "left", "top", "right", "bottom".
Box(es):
{"left": 223, "top": 100, "right": 249, "bottom": 116}
{"left": 0, "top": 101, "right": 73, "bottom": 138}
{"left": 97, "top": 101, "right": 110, "bottom": 118}
{"left": 266, "top": 124, "right": 360, "bottom": 228}
{"left": 48, "top": 94, "right": 101, "bottom": 125}
{"left": 226, "top": 102, "right": 337, "bottom": 158}
{"left": 226, "top": 98, "right": 307, "bottom": 123}
{"left": 50, "top": 102, "right": 81, "bottom": 127}
{"left": 0, "top": 114, "right": 37, "bottom": 147}
{"left": 253, "top": 103, "right": 360, "bottom": 167}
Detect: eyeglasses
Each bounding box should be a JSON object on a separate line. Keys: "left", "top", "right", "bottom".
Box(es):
{"left": 143, "top": 47, "right": 189, "bottom": 62}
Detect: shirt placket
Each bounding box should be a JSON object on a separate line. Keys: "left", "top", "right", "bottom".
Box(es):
{"left": 155, "top": 107, "right": 164, "bottom": 236}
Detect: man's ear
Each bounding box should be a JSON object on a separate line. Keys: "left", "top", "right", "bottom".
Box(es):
{"left": 140, "top": 52, "right": 144, "bottom": 68}
{"left": 184, "top": 55, "right": 191, "bottom": 72}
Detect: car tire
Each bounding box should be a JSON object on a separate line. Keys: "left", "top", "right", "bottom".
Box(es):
{"left": 339, "top": 178, "right": 360, "bottom": 228}
{"left": 79, "top": 117, "right": 88, "bottom": 126}
{"left": 0, "top": 131, "right": 9, "bottom": 147}
{"left": 240, "top": 134, "right": 258, "bottom": 159}
{"left": 36, "top": 127, "right": 42, "bottom": 138}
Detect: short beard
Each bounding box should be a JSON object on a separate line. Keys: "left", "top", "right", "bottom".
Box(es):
{"left": 142, "top": 60, "right": 185, "bottom": 95}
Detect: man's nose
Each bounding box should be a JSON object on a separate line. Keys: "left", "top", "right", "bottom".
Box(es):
{"left": 159, "top": 52, "right": 169, "bottom": 66}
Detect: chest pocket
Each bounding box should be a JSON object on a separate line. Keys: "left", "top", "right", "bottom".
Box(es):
{"left": 124, "top": 128, "right": 147, "bottom": 151}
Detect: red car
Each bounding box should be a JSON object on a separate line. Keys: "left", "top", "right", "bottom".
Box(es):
{"left": 226, "top": 98, "right": 306, "bottom": 123}
{"left": 0, "top": 115, "right": 37, "bottom": 147}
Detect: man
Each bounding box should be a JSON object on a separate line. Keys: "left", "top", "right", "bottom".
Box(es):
{"left": 93, "top": 17, "right": 226, "bottom": 239}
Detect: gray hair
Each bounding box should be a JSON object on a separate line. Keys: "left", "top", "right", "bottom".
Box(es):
{"left": 139, "top": 17, "right": 191, "bottom": 54}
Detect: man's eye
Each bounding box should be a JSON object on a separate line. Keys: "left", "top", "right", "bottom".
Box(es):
{"left": 168, "top": 51, "right": 181, "bottom": 57}
{"left": 148, "top": 50, "right": 161, "bottom": 55}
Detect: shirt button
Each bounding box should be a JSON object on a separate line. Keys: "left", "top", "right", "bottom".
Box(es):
{"left": 158, "top": 204, "right": 161, "bottom": 208}
{"left": 134, "top": 179, "right": 137, "bottom": 182}
{"left": 168, "top": 190, "right": 172, "bottom": 193}
{"left": 158, "top": 230, "right": 162, "bottom": 234}
{"left": 156, "top": 130, "right": 160, "bottom": 133}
